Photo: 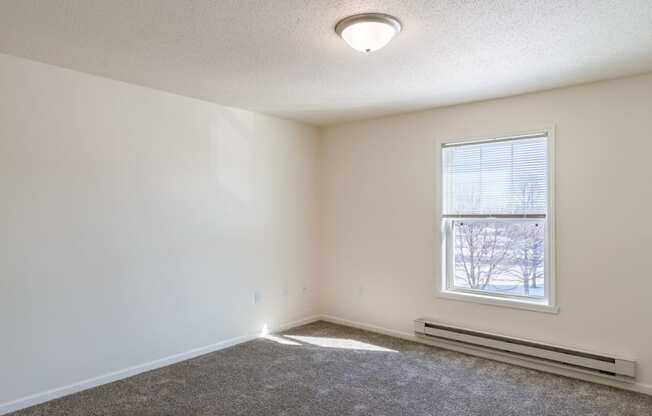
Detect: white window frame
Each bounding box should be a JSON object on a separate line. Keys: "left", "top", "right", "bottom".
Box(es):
{"left": 436, "top": 128, "right": 558, "bottom": 314}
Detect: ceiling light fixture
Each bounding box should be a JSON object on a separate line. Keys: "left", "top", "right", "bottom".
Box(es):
{"left": 335, "top": 13, "right": 402, "bottom": 53}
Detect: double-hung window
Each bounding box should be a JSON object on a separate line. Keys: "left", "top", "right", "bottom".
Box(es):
{"left": 439, "top": 130, "right": 557, "bottom": 312}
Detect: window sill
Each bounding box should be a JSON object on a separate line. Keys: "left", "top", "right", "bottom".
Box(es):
{"left": 437, "top": 289, "right": 560, "bottom": 314}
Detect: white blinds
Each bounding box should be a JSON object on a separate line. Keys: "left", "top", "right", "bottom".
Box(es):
{"left": 442, "top": 134, "right": 548, "bottom": 217}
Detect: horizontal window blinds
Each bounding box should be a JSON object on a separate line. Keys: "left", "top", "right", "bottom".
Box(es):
{"left": 442, "top": 134, "right": 548, "bottom": 217}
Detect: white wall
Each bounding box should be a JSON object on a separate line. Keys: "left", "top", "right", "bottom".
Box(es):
{"left": 0, "top": 52, "right": 319, "bottom": 407}
{"left": 318, "top": 73, "right": 652, "bottom": 391}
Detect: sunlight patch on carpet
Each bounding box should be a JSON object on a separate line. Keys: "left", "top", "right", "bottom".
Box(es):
{"left": 284, "top": 335, "right": 397, "bottom": 352}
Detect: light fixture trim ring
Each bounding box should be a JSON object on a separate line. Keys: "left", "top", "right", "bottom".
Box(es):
{"left": 334, "top": 13, "right": 402, "bottom": 37}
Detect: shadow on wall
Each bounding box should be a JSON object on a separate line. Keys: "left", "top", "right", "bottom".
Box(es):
{"left": 212, "top": 108, "right": 256, "bottom": 212}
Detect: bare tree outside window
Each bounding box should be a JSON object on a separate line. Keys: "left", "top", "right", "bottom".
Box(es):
{"left": 453, "top": 221, "right": 545, "bottom": 298}
{"left": 508, "top": 222, "right": 544, "bottom": 295}
{"left": 453, "top": 221, "right": 513, "bottom": 290}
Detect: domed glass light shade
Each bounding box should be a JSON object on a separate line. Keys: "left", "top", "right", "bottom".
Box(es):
{"left": 335, "top": 13, "right": 402, "bottom": 53}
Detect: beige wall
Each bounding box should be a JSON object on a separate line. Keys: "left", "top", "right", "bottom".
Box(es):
{"left": 318, "top": 73, "right": 652, "bottom": 391}
{"left": 0, "top": 52, "right": 319, "bottom": 407}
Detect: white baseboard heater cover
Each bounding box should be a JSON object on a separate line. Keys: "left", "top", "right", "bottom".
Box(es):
{"left": 415, "top": 318, "right": 635, "bottom": 381}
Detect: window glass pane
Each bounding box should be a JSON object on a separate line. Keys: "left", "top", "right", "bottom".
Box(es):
{"left": 442, "top": 137, "right": 547, "bottom": 215}
{"left": 451, "top": 220, "right": 545, "bottom": 298}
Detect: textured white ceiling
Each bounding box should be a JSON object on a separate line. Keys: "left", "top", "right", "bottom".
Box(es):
{"left": 1, "top": 0, "right": 651, "bottom": 125}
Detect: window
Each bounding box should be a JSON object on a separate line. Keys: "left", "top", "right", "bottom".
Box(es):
{"left": 439, "top": 130, "right": 557, "bottom": 313}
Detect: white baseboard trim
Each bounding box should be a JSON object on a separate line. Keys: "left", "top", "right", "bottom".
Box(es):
{"left": 318, "top": 314, "right": 652, "bottom": 397}
{"left": 0, "top": 315, "right": 320, "bottom": 415}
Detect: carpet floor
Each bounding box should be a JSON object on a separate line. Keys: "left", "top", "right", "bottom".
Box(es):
{"left": 10, "top": 321, "right": 652, "bottom": 415}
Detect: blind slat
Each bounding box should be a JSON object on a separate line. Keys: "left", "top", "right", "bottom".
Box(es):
{"left": 442, "top": 136, "right": 548, "bottom": 215}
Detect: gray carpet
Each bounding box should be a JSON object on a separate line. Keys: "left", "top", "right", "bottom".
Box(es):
{"left": 10, "top": 321, "right": 652, "bottom": 415}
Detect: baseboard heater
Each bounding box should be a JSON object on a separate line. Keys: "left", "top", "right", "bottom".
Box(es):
{"left": 414, "top": 318, "right": 636, "bottom": 382}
